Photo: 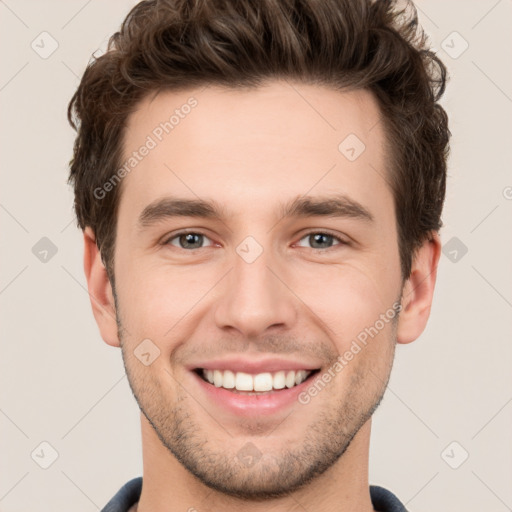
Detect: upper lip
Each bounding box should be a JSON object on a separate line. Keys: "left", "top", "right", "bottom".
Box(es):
{"left": 189, "top": 357, "right": 322, "bottom": 374}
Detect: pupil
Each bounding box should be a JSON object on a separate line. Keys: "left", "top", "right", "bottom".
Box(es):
{"left": 311, "top": 233, "right": 332, "bottom": 248}
{"left": 181, "top": 233, "right": 202, "bottom": 249}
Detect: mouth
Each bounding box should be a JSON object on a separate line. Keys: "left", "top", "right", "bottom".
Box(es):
{"left": 189, "top": 360, "right": 323, "bottom": 417}
{"left": 193, "top": 367, "right": 321, "bottom": 395}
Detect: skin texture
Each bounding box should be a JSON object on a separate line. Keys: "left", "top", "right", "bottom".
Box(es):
{"left": 83, "top": 81, "right": 441, "bottom": 512}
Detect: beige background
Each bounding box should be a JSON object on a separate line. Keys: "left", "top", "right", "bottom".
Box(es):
{"left": 1, "top": 1, "right": 511, "bottom": 511}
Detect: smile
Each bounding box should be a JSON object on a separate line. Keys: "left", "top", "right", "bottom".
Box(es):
{"left": 195, "top": 368, "right": 319, "bottom": 393}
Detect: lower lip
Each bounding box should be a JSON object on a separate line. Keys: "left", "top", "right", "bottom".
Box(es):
{"left": 191, "top": 370, "right": 319, "bottom": 417}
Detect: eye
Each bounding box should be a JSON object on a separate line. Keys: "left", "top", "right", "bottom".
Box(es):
{"left": 163, "top": 230, "right": 347, "bottom": 251}
{"left": 295, "top": 231, "right": 347, "bottom": 250}
{"left": 165, "top": 231, "right": 215, "bottom": 250}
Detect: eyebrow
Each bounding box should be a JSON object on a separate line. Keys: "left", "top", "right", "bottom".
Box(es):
{"left": 138, "top": 193, "right": 374, "bottom": 228}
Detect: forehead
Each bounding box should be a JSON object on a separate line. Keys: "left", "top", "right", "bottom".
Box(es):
{"left": 118, "top": 81, "right": 392, "bottom": 226}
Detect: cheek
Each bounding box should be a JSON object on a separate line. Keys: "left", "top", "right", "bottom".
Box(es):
{"left": 115, "top": 260, "right": 215, "bottom": 339}
{"left": 289, "top": 259, "right": 398, "bottom": 341}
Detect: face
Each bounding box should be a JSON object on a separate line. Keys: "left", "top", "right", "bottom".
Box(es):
{"left": 111, "top": 82, "right": 404, "bottom": 498}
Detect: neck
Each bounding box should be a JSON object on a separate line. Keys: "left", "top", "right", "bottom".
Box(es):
{"left": 136, "top": 413, "right": 376, "bottom": 512}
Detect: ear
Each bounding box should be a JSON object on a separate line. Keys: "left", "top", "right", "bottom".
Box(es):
{"left": 396, "top": 231, "right": 442, "bottom": 344}
{"left": 83, "top": 227, "right": 120, "bottom": 347}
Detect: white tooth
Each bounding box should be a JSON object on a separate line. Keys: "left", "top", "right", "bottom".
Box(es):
{"left": 204, "top": 368, "right": 311, "bottom": 391}
{"left": 273, "top": 370, "right": 286, "bottom": 389}
{"left": 254, "top": 372, "right": 273, "bottom": 392}
{"left": 222, "top": 370, "right": 235, "bottom": 389}
{"left": 235, "top": 372, "right": 254, "bottom": 391}
{"left": 213, "top": 370, "right": 223, "bottom": 387}
{"left": 295, "top": 370, "right": 306, "bottom": 385}
{"left": 285, "top": 371, "right": 296, "bottom": 388}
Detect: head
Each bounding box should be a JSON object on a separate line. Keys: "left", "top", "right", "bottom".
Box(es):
{"left": 69, "top": 0, "right": 449, "bottom": 500}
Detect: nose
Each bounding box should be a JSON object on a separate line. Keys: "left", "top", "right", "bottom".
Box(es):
{"left": 213, "top": 246, "right": 298, "bottom": 338}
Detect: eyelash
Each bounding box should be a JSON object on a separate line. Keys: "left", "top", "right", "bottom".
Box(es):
{"left": 163, "top": 230, "right": 348, "bottom": 251}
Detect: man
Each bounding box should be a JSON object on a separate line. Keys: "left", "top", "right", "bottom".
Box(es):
{"left": 67, "top": 0, "right": 450, "bottom": 510}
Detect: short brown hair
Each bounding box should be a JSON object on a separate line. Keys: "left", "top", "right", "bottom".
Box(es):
{"left": 68, "top": 0, "right": 450, "bottom": 283}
